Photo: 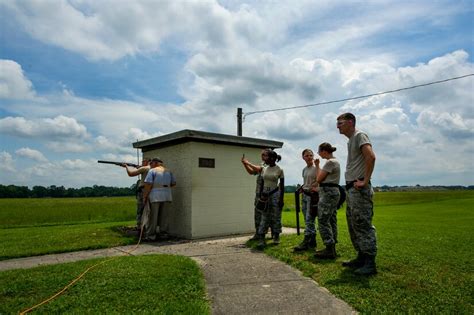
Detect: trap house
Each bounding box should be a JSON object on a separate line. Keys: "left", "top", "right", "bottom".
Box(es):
{"left": 133, "top": 130, "right": 283, "bottom": 239}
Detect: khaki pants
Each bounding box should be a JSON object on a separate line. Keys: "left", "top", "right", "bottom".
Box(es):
{"left": 143, "top": 202, "right": 165, "bottom": 240}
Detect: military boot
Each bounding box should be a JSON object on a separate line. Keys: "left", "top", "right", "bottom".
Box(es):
{"left": 256, "top": 234, "right": 266, "bottom": 250}
{"left": 314, "top": 243, "right": 336, "bottom": 259}
{"left": 342, "top": 252, "right": 364, "bottom": 268}
{"left": 293, "top": 235, "right": 310, "bottom": 252}
{"left": 308, "top": 234, "right": 317, "bottom": 249}
{"left": 354, "top": 255, "right": 377, "bottom": 276}
{"left": 272, "top": 233, "right": 280, "bottom": 245}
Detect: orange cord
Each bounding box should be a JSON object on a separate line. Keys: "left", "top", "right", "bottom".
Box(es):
{"left": 19, "top": 226, "right": 144, "bottom": 314}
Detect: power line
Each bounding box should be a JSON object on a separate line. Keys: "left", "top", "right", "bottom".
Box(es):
{"left": 243, "top": 73, "right": 474, "bottom": 119}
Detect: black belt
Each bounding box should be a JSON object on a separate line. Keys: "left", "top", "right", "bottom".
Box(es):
{"left": 319, "top": 183, "right": 339, "bottom": 188}
{"left": 261, "top": 187, "right": 279, "bottom": 197}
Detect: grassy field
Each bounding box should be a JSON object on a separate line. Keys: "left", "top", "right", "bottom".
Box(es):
{"left": 0, "top": 197, "right": 137, "bottom": 260}
{"left": 1, "top": 255, "right": 209, "bottom": 314}
{"left": 258, "top": 190, "right": 474, "bottom": 314}
{"left": 1, "top": 191, "right": 473, "bottom": 313}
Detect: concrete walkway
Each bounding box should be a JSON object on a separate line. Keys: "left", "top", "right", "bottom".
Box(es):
{"left": 1, "top": 229, "right": 356, "bottom": 314}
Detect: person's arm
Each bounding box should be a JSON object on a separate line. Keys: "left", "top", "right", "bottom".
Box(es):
{"left": 316, "top": 170, "right": 329, "bottom": 185}
{"left": 279, "top": 177, "right": 285, "bottom": 209}
{"left": 355, "top": 144, "right": 376, "bottom": 189}
{"left": 241, "top": 157, "right": 262, "bottom": 174}
{"left": 312, "top": 159, "right": 321, "bottom": 192}
{"left": 143, "top": 183, "right": 152, "bottom": 202}
{"left": 123, "top": 165, "right": 145, "bottom": 177}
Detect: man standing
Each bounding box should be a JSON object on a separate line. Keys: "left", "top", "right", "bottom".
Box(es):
{"left": 122, "top": 158, "right": 150, "bottom": 229}
{"left": 337, "top": 113, "right": 377, "bottom": 275}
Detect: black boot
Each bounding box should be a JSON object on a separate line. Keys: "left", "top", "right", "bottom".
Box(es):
{"left": 354, "top": 255, "right": 377, "bottom": 275}
{"left": 256, "top": 234, "right": 266, "bottom": 250}
{"left": 342, "top": 252, "right": 364, "bottom": 268}
{"left": 272, "top": 233, "right": 280, "bottom": 245}
{"left": 314, "top": 243, "right": 336, "bottom": 259}
{"left": 293, "top": 235, "right": 310, "bottom": 252}
{"left": 308, "top": 234, "right": 317, "bottom": 249}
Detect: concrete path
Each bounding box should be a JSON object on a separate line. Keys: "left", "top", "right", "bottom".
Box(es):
{"left": 1, "top": 229, "right": 356, "bottom": 314}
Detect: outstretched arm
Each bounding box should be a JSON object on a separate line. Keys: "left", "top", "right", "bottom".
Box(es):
{"left": 241, "top": 157, "right": 262, "bottom": 174}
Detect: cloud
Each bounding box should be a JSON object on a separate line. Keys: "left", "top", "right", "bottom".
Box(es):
{"left": 15, "top": 147, "right": 48, "bottom": 162}
{"left": 0, "top": 60, "right": 36, "bottom": 99}
{"left": 0, "top": 151, "right": 15, "bottom": 173}
{"left": 0, "top": 115, "right": 88, "bottom": 139}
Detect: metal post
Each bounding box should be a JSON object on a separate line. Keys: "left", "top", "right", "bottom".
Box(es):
{"left": 294, "top": 187, "right": 301, "bottom": 235}
{"left": 237, "top": 107, "right": 243, "bottom": 136}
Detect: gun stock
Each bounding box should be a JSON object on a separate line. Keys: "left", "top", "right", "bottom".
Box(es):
{"left": 97, "top": 160, "right": 139, "bottom": 168}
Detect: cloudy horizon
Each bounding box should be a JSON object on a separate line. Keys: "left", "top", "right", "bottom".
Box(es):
{"left": 1, "top": 0, "right": 473, "bottom": 188}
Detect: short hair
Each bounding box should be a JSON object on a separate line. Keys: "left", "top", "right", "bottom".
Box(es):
{"left": 318, "top": 142, "right": 337, "bottom": 153}
{"left": 337, "top": 112, "right": 356, "bottom": 125}
{"left": 150, "top": 157, "right": 163, "bottom": 163}
{"left": 301, "top": 148, "right": 314, "bottom": 157}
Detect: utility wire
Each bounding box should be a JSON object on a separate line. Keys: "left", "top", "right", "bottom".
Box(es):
{"left": 243, "top": 73, "right": 474, "bottom": 119}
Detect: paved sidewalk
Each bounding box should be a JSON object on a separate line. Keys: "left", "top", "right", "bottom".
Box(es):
{"left": 1, "top": 229, "right": 356, "bottom": 314}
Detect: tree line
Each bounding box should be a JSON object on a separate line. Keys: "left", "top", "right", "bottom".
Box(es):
{"left": 0, "top": 184, "right": 137, "bottom": 198}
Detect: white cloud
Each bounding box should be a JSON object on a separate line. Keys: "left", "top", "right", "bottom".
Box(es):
{"left": 0, "top": 60, "right": 36, "bottom": 99}
{"left": 15, "top": 147, "right": 48, "bottom": 162}
{"left": 0, "top": 115, "right": 88, "bottom": 139}
{"left": 0, "top": 151, "right": 15, "bottom": 173}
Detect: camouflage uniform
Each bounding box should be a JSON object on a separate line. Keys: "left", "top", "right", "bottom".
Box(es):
{"left": 317, "top": 186, "right": 340, "bottom": 245}
{"left": 258, "top": 187, "right": 282, "bottom": 235}
{"left": 346, "top": 184, "right": 377, "bottom": 256}
{"left": 253, "top": 174, "right": 264, "bottom": 231}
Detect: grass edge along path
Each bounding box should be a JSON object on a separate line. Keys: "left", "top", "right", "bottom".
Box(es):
{"left": 255, "top": 191, "right": 474, "bottom": 314}
{"left": 0, "top": 254, "right": 210, "bottom": 314}
{"left": 0, "top": 221, "right": 137, "bottom": 260}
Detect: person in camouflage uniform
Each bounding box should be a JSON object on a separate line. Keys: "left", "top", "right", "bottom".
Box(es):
{"left": 337, "top": 113, "right": 377, "bottom": 275}
{"left": 122, "top": 158, "right": 150, "bottom": 229}
{"left": 313, "top": 142, "right": 340, "bottom": 259}
{"left": 241, "top": 150, "right": 268, "bottom": 240}
{"left": 252, "top": 149, "right": 285, "bottom": 249}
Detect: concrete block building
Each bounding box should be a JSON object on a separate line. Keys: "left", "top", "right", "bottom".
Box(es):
{"left": 133, "top": 129, "right": 283, "bottom": 239}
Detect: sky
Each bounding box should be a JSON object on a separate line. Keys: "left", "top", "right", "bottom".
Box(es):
{"left": 0, "top": 0, "right": 473, "bottom": 188}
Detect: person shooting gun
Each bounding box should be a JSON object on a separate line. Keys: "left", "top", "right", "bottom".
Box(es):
{"left": 98, "top": 158, "right": 151, "bottom": 230}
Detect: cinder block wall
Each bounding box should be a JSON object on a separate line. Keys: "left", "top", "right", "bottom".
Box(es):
{"left": 145, "top": 143, "right": 262, "bottom": 239}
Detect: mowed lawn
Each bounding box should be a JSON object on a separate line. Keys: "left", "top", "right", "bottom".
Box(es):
{"left": 1, "top": 191, "right": 473, "bottom": 313}
{"left": 0, "top": 197, "right": 138, "bottom": 259}
{"left": 269, "top": 190, "right": 474, "bottom": 314}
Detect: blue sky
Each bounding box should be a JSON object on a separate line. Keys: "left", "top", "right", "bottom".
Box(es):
{"left": 0, "top": 0, "right": 473, "bottom": 188}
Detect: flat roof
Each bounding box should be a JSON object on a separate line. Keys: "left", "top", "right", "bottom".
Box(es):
{"left": 133, "top": 129, "right": 283, "bottom": 152}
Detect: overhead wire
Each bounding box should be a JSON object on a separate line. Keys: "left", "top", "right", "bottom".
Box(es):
{"left": 243, "top": 73, "right": 474, "bottom": 119}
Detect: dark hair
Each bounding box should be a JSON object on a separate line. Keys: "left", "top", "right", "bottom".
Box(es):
{"left": 318, "top": 142, "right": 337, "bottom": 153}
{"left": 264, "top": 149, "right": 281, "bottom": 162}
{"left": 301, "top": 148, "right": 313, "bottom": 157}
{"left": 337, "top": 112, "right": 356, "bottom": 125}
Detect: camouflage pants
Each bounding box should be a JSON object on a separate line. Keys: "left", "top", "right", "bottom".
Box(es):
{"left": 302, "top": 194, "right": 317, "bottom": 236}
{"left": 254, "top": 194, "right": 263, "bottom": 231}
{"left": 346, "top": 185, "right": 377, "bottom": 256}
{"left": 258, "top": 190, "right": 282, "bottom": 235}
{"left": 136, "top": 188, "right": 145, "bottom": 226}
{"left": 317, "top": 187, "right": 339, "bottom": 245}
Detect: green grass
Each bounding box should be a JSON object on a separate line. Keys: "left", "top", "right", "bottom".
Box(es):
{"left": 0, "top": 197, "right": 136, "bottom": 227}
{"left": 0, "top": 254, "right": 209, "bottom": 314}
{"left": 0, "top": 221, "right": 137, "bottom": 260}
{"left": 0, "top": 197, "right": 138, "bottom": 260}
{"left": 252, "top": 190, "right": 474, "bottom": 314}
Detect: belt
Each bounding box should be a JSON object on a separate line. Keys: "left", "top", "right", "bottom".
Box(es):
{"left": 346, "top": 178, "right": 370, "bottom": 190}
{"left": 153, "top": 184, "right": 169, "bottom": 188}
{"left": 319, "top": 183, "right": 339, "bottom": 188}
{"left": 261, "top": 187, "right": 279, "bottom": 197}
